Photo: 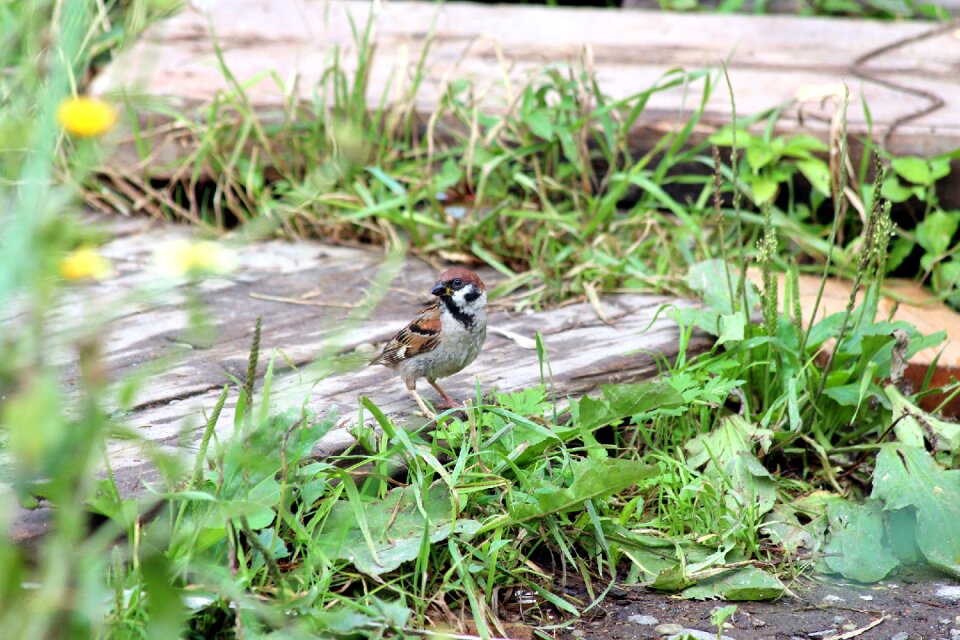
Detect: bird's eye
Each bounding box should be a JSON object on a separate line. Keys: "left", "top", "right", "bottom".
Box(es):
{"left": 452, "top": 278, "right": 463, "bottom": 288}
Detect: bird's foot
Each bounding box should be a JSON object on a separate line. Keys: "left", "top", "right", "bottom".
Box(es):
{"left": 435, "top": 399, "right": 465, "bottom": 411}
{"left": 428, "top": 381, "right": 465, "bottom": 412}
{"left": 409, "top": 389, "right": 437, "bottom": 419}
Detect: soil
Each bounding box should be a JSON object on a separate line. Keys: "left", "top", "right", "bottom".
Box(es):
{"left": 562, "top": 569, "right": 960, "bottom": 640}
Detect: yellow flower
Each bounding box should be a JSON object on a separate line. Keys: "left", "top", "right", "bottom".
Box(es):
{"left": 154, "top": 239, "right": 236, "bottom": 277}
{"left": 57, "top": 96, "right": 116, "bottom": 138}
{"left": 60, "top": 247, "right": 112, "bottom": 281}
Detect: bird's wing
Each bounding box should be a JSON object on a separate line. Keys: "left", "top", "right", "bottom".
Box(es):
{"left": 370, "top": 302, "right": 442, "bottom": 366}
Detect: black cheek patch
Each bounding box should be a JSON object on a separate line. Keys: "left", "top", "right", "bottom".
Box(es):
{"left": 464, "top": 289, "right": 481, "bottom": 303}
{"left": 440, "top": 295, "right": 474, "bottom": 328}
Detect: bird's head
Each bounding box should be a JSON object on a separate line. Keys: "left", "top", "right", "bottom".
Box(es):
{"left": 432, "top": 268, "right": 487, "bottom": 316}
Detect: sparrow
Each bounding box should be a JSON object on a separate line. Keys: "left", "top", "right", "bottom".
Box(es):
{"left": 371, "top": 268, "right": 487, "bottom": 416}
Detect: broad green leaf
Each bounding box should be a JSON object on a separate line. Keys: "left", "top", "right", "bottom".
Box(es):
{"left": 248, "top": 474, "right": 282, "bottom": 507}
{"left": 509, "top": 458, "right": 657, "bottom": 524}
{"left": 312, "top": 610, "right": 375, "bottom": 635}
{"left": 576, "top": 381, "right": 684, "bottom": 431}
{"left": 717, "top": 312, "right": 746, "bottom": 345}
{"left": 711, "top": 605, "right": 739, "bottom": 628}
{"left": 761, "top": 504, "right": 824, "bottom": 554}
{"left": 708, "top": 127, "right": 755, "bottom": 147}
{"left": 253, "top": 529, "right": 289, "bottom": 560}
{"left": 311, "top": 598, "right": 409, "bottom": 636}
{"left": 805, "top": 311, "right": 846, "bottom": 348}
{"left": 886, "top": 507, "right": 921, "bottom": 565}
{"left": 621, "top": 547, "right": 684, "bottom": 585}
{"left": 822, "top": 499, "right": 899, "bottom": 582}
{"left": 786, "top": 375, "right": 802, "bottom": 432}
{"left": 782, "top": 134, "right": 829, "bottom": 155}
{"left": 797, "top": 159, "right": 831, "bottom": 196}
{"left": 316, "top": 484, "right": 480, "bottom": 577}
{"left": 651, "top": 566, "right": 695, "bottom": 592}
{"left": 608, "top": 524, "right": 743, "bottom": 590}
{"left": 937, "top": 258, "right": 960, "bottom": 291}
{"left": 221, "top": 500, "right": 276, "bottom": 531}
{"left": 299, "top": 477, "right": 327, "bottom": 508}
{"left": 746, "top": 144, "right": 777, "bottom": 170}
{"left": 525, "top": 111, "right": 554, "bottom": 141}
{"left": 685, "top": 415, "right": 772, "bottom": 469}
{"left": 885, "top": 237, "right": 914, "bottom": 272}
{"left": 750, "top": 176, "right": 778, "bottom": 204}
{"left": 676, "top": 306, "right": 722, "bottom": 339}
{"left": 915, "top": 210, "right": 959, "bottom": 256}
{"left": 686, "top": 417, "right": 776, "bottom": 516}
{"left": 873, "top": 445, "right": 960, "bottom": 577}
{"left": 685, "top": 259, "right": 759, "bottom": 315}
{"left": 822, "top": 383, "right": 865, "bottom": 407}
{"left": 210, "top": 474, "right": 283, "bottom": 531}
{"left": 600, "top": 382, "right": 685, "bottom": 420}
{"left": 881, "top": 176, "right": 914, "bottom": 203}
{"left": 575, "top": 394, "right": 617, "bottom": 431}
{"left": 368, "top": 596, "right": 412, "bottom": 629}
{"left": 892, "top": 156, "right": 932, "bottom": 185}
{"left": 723, "top": 452, "right": 777, "bottom": 516}
{"left": 886, "top": 385, "right": 960, "bottom": 452}
{"left": 681, "top": 566, "right": 785, "bottom": 601}
{"left": 930, "top": 156, "right": 952, "bottom": 181}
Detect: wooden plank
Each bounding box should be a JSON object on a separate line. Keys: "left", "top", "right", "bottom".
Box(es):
{"left": 7, "top": 216, "right": 709, "bottom": 542}
{"left": 623, "top": 0, "right": 960, "bottom": 16}
{"left": 91, "top": 0, "right": 960, "bottom": 178}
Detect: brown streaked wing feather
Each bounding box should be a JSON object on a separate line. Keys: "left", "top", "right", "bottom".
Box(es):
{"left": 370, "top": 302, "right": 442, "bottom": 366}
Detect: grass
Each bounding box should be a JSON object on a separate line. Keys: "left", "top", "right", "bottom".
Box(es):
{"left": 2, "top": 0, "right": 960, "bottom": 638}
{"left": 92, "top": 4, "right": 960, "bottom": 312}
{"left": 649, "top": 0, "right": 952, "bottom": 19}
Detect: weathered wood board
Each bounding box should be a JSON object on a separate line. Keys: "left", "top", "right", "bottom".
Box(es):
{"left": 91, "top": 0, "right": 960, "bottom": 178}
{"left": 623, "top": 0, "right": 960, "bottom": 16}
{"left": 7, "top": 215, "right": 709, "bottom": 542}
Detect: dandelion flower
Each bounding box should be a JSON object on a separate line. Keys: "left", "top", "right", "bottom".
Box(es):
{"left": 60, "top": 247, "right": 112, "bottom": 281}
{"left": 57, "top": 96, "right": 116, "bottom": 138}
{"left": 154, "top": 239, "right": 236, "bottom": 277}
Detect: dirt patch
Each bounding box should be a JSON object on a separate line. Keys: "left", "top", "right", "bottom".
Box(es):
{"left": 563, "top": 569, "right": 960, "bottom": 640}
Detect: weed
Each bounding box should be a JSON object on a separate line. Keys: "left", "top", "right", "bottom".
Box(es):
{"left": 93, "top": 7, "right": 960, "bottom": 312}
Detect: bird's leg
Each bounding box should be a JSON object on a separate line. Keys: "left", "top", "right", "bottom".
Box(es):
{"left": 429, "top": 380, "right": 462, "bottom": 410}
{"left": 406, "top": 381, "right": 435, "bottom": 418}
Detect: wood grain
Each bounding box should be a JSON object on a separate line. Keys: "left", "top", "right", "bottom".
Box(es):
{"left": 622, "top": 0, "right": 960, "bottom": 15}
{"left": 6, "top": 216, "right": 709, "bottom": 542}
{"left": 91, "top": 1, "right": 960, "bottom": 177}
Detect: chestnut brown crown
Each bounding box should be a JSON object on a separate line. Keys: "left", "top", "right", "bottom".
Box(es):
{"left": 435, "top": 268, "right": 485, "bottom": 292}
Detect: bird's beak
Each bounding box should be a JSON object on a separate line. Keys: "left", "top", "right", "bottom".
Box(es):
{"left": 431, "top": 282, "right": 450, "bottom": 297}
